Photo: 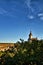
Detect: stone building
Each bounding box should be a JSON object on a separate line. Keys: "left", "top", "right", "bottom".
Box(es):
{"left": 28, "top": 31, "right": 37, "bottom": 42}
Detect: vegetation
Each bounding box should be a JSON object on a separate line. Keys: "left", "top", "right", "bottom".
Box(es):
{"left": 0, "top": 40, "right": 43, "bottom": 65}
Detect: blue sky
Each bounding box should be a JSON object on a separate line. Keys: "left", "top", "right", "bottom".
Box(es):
{"left": 0, "top": 0, "right": 43, "bottom": 42}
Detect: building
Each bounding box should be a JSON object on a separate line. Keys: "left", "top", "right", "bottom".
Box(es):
{"left": 28, "top": 31, "right": 37, "bottom": 42}
{"left": 0, "top": 31, "right": 38, "bottom": 51}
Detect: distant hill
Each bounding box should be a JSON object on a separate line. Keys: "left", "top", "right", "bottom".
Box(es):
{"left": 0, "top": 43, "right": 14, "bottom": 51}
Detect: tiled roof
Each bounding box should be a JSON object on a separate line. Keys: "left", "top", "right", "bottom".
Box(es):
{"left": 31, "top": 38, "right": 37, "bottom": 40}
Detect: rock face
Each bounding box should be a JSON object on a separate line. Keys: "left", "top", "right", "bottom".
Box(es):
{"left": 0, "top": 43, "right": 14, "bottom": 51}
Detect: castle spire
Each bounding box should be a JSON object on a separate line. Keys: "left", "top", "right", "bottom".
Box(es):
{"left": 29, "top": 31, "right": 32, "bottom": 40}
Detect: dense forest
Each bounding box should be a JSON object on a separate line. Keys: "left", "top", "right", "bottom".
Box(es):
{"left": 0, "top": 40, "right": 43, "bottom": 65}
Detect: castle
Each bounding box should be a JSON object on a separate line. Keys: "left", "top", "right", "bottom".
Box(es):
{"left": 28, "top": 31, "right": 37, "bottom": 42}
{"left": 0, "top": 31, "right": 37, "bottom": 51}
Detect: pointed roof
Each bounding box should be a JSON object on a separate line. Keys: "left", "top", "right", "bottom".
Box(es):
{"left": 29, "top": 31, "right": 32, "bottom": 36}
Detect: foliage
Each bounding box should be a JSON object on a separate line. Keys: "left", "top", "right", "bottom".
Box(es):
{"left": 0, "top": 40, "right": 43, "bottom": 65}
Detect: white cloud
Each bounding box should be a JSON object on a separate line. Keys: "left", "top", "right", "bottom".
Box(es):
{"left": 0, "top": 8, "right": 7, "bottom": 15}
{"left": 38, "top": 13, "right": 43, "bottom": 17}
{"left": 28, "top": 15, "right": 34, "bottom": 19}
{"left": 40, "top": 17, "right": 43, "bottom": 20}
{"left": 38, "top": 13, "right": 43, "bottom": 20}
{"left": 0, "top": 8, "right": 14, "bottom": 17}
{"left": 26, "top": 0, "right": 31, "bottom": 7}
{"left": 25, "top": 0, "right": 35, "bottom": 19}
{"left": 25, "top": 0, "right": 34, "bottom": 12}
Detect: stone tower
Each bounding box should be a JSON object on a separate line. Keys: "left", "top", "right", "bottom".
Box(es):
{"left": 28, "top": 31, "right": 32, "bottom": 42}
{"left": 29, "top": 31, "right": 32, "bottom": 40}
{"left": 28, "top": 31, "right": 37, "bottom": 42}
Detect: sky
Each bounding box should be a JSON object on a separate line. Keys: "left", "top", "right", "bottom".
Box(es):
{"left": 0, "top": 0, "right": 43, "bottom": 42}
